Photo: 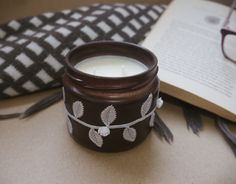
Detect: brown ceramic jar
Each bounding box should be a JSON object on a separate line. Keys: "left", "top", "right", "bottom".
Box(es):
{"left": 63, "top": 41, "right": 159, "bottom": 152}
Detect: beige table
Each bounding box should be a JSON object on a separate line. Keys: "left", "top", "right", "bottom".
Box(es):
{"left": 0, "top": 89, "right": 236, "bottom": 184}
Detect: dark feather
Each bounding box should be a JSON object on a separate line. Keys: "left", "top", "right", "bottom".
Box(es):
{"left": 153, "top": 112, "right": 174, "bottom": 144}
{"left": 0, "top": 113, "right": 21, "bottom": 120}
{"left": 216, "top": 117, "right": 236, "bottom": 157}
{"left": 160, "top": 93, "right": 204, "bottom": 135}
{"left": 20, "top": 90, "right": 63, "bottom": 119}
{"left": 0, "top": 90, "right": 63, "bottom": 120}
{"left": 182, "top": 103, "right": 203, "bottom": 135}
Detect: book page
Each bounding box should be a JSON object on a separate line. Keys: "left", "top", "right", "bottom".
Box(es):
{"left": 143, "top": 0, "right": 236, "bottom": 116}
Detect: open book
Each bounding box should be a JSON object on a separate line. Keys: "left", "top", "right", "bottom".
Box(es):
{"left": 142, "top": 0, "right": 236, "bottom": 121}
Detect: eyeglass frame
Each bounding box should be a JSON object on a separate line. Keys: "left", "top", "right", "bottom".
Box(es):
{"left": 220, "top": 0, "right": 236, "bottom": 64}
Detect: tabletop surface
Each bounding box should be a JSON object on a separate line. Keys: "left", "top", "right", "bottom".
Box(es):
{"left": 0, "top": 89, "right": 235, "bottom": 184}
{"left": 0, "top": 0, "right": 235, "bottom": 183}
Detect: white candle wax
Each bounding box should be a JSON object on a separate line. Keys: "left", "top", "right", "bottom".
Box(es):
{"left": 74, "top": 55, "right": 148, "bottom": 77}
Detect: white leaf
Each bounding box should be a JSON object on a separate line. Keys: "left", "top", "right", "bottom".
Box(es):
{"left": 67, "top": 117, "right": 73, "bottom": 134}
{"left": 123, "top": 127, "right": 137, "bottom": 142}
{"left": 72, "top": 101, "right": 84, "bottom": 118}
{"left": 101, "top": 105, "right": 116, "bottom": 126}
{"left": 89, "top": 128, "right": 103, "bottom": 147}
{"left": 149, "top": 113, "right": 155, "bottom": 127}
{"left": 141, "top": 94, "right": 153, "bottom": 117}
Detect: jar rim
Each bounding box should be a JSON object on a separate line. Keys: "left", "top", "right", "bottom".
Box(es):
{"left": 65, "top": 41, "right": 158, "bottom": 90}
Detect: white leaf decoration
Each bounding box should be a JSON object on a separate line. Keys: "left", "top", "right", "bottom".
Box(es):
{"left": 156, "top": 97, "right": 164, "bottom": 109}
{"left": 141, "top": 94, "right": 153, "bottom": 117}
{"left": 89, "top": 128, "right": 103, "bottom": 147}
{"left": 149, "top": 113, "right": 155, "bottom": 127}
{"left": 72, "top": 101, "right": 84, "bottom": 118}
{"left": 101, "top": 105, "right": 117, "bottom": 126}
{"left": 67, "top": 117, "right": 73, "bottom": 134}
{"left": 123, "top": 127, "right": 137, "bottom": 142}
{"left": 98, "top": 126, "right": 110, "bottom": 137}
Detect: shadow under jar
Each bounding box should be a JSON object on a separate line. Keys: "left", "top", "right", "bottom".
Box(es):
{"left": 63, "top": 41, "right": 159, "bottom": 152}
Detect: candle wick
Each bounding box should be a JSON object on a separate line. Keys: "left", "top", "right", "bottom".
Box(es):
{"left": 121, "top": 65, "right": 126, "bottom": 76}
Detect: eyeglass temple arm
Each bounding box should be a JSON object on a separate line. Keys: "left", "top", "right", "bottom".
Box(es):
{"left": 222, "top": 0, "right": 236, "bottom": 28}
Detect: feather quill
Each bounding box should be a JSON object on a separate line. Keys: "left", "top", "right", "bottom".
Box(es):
{"left": 0, "top": 90, "right": 62, "bottom": 120}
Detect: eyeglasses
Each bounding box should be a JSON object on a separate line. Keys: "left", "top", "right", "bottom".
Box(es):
{"left": 220, "top": 0, "right": 236, "bottom": 64}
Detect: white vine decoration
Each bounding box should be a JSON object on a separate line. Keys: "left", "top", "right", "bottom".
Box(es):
{"left": 67, "top": 117, "right": 73, "bottom": 134}
{"left": 64, "top": 93, "right": 164, "bottom": 148}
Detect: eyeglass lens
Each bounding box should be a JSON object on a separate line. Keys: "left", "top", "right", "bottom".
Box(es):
{"left": 223, "top": 1, "right": 236, "bottom": 62}
{"left": 224, "top": 34, "right": 236, "bottom": 61}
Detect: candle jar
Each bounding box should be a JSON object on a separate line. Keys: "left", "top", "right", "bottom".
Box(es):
{"left": 63, "top": 41, "right": 159, "bottom": 152}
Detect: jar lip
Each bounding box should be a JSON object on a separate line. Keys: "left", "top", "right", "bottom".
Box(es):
{"left": 65, "top": 41, "right": 158, "bottom": 89}
{"left": 66, "top": 40, "right": 157, "bottom": 80}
